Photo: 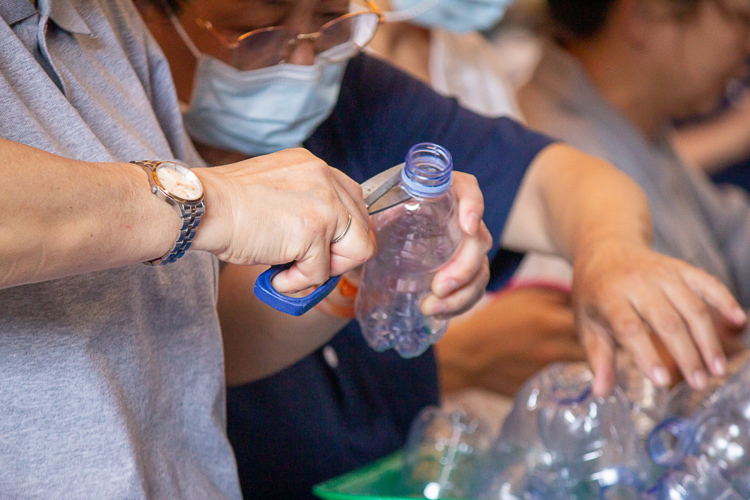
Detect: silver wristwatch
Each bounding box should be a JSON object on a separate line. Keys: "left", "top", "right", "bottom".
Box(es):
{"left": 132, "top": 160, "right": 205, "bottom": 266}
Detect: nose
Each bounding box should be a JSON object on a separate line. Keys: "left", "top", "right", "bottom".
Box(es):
{"left": 287, "top": 38, "right": 316, "bottom": 66}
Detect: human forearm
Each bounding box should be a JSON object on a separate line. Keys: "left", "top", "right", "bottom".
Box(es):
{"left": 673, "top": 104, "right": 750, "bottom": 174}
{"left": 0, "top": 138, "right": 178, "bottom": 289}
{"left": 0, "top": 142, "right": 376, "bottom": 293}
{"left": 501, "top": 143, "right": 652, "bottom": 260}
{"left": 218, "top": 263, "right": 350, "bottom": 386}
{"left": 436, "top": 287, "right": 583, "bottom": 397}
{"left": 501, "top": 142, "right": 746, "bottom": 395}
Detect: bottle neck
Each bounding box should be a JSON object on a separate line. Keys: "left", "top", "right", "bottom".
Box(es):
{"left": 401, "top": 143, "right": 453, "bottom": 198}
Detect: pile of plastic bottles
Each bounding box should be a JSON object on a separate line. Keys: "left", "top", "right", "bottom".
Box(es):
{"left": 399, "top": 353, "right": 750, "bottom": 500}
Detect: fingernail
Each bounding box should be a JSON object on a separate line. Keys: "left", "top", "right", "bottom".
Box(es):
{"left": 652, "top": 367, "right": 671, "bottom": 387}
{"left": 713, "top": 357, "right": 727, "bottom": 376}
{"left": 466, "top": 213, "right": 480, "bottom": 236}
{"left": 692, "top": 370, "right": 708, "bottom": 390}
{"left": 436, "top": 279, "right": 458, "bottom": 298}
{"left": 425, "top": 302, "right": 446, "bottom": 316}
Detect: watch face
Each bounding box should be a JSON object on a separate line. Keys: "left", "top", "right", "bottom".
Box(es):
{"left": 155, "top": 161, "right": 203, "bottom": 202}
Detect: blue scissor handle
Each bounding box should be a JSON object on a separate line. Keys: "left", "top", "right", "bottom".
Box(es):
{"left": 254, "top": 263, "right": 342, "bottom": 316}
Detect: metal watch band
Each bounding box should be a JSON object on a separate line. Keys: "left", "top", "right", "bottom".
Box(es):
{"left": 146, "top": 201, "right": 204, "bottom": 266}
{"left": 132, "top": 160, "right": 205, "bottom": 266}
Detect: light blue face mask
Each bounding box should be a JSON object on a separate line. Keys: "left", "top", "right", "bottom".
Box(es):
{"left": 172, "top": 16, "right": 347, "bottom": 157}
{"left": 387, "top": 0, "right": 513, "bottom": 33}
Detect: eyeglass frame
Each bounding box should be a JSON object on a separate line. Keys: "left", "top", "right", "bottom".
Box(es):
{"left": 195, "top": 0, "right": 384, "bottom": 67}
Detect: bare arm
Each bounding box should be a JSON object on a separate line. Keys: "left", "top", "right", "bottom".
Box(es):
{"left": 0, "top": 138, "right": 178, "bottom": 288}
{"left": 219, "top": 264, "right": 350, "bottom": 386}
{"left": 673, "top": 97, "right": 750, "bottom": 174}
{"left": 502, "top": 143, "right": 746, "bottom": 396}
{"left": 501, "top": 143, "right": 652, "bottom": 259}
{"left": 219, "top": 172, "right": 493, "bottom": 386}
{"left": 0, "top": 139, "right": 374, "bottom": 292}
{"left": 436, "top": 286, "right": 585, "bottom": 397}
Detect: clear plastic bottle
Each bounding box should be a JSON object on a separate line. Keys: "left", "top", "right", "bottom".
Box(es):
{"left": 355, "top": 143, "right": 463, "bottom": 358}
{"left": 477, "top": 363, "right": 650, "bottom": 500}
{"left": 644, "top": 456, "right": 743, "bottom": 500}
{"left": 400, "top": 406, "right": 494, "bottom": 499}
{"left": 647, "top": 356, "right": 750, "bottom": 497}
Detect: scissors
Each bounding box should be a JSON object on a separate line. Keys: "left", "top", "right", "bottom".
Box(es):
{"left": 253, "top": 163, "right": 411, "bottom": 316}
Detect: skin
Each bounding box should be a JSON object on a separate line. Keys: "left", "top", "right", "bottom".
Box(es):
{"left": 141, "top": 0, "right": 747, "bottom": 395}
{"left": 370, "top": 0, "right": 589, "bottom": 396}
{"left": 0, "top": 139, "right": 374, "bottom": 292}
{"left": 372, "top": 0, "right": 750, "bottom": 395}
{"left": 558, "top": 0, "right": 750, "bottom": 140}
{"left": 368, "top": 0, "right": 433, "bottom": 84}
{"left": 437, "top": 287, "right": 585, "bottom": 396}
{"left": 520, "top": 0, "right": 750, "bottom": 389}
{"left": 673, "top": 89, "right": 750, "bottom": 174}
{"left": 140, "top": 0, "right": 495, "bottom": 383}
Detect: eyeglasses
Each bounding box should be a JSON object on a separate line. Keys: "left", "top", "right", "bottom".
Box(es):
{"left": 197, "top": 1, "right": 384, "bottom": 71}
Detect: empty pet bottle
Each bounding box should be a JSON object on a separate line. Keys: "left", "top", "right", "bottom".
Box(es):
{"left": 400, "top": 406, "right": 494, "bottom": 499}
{"left": 648, "top": 357, "right": 750, "bottom": 497}
{"left": 356, "top": 143, "right": 463, "bottom": 358}
{"left": 644, "top": 456, "right": 743, "bottom": 500}
{"left": 477, "top": 363, "right": 650, "bottom": 500}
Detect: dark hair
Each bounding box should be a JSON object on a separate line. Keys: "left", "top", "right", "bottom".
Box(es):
{"left": 547, "top": 0, "right": 702, "bottom": 39}
{"left": 547, "top": 0, "right": 617, "bottom": 39}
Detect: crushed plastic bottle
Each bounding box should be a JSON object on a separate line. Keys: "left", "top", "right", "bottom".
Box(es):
{"left": 477, "top": 363, "right": 650, "bottom": 500}
{"left": 648, "top": 355, "right": 750, "bottom": 496}
{"left": 644, "top": 456, "right": 743, "bottom": 500}
{"left": 355, "top": 143, "right": 463, "bottom": 358}
{"left": 616, "top": 354, "right": 669, "bottom": 441}
{"left": 400, "top": 406, "right": 494, "bottom": 499}
{"left": 666, "top": 351, "right": 750, "bottom": 420}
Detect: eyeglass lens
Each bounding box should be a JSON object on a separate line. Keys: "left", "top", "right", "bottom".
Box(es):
{"left": 232, "top": 12, "right": 380, "bottom": 70}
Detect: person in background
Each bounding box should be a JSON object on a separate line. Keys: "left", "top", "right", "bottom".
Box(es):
{"left": 674, "top": 88, "right": 750, "bottom": 177}
{"left": 369, "top": 0, "right": 586, "bottom": 398}
{"left": 0, "top": 0, "right": 532, "bottom": 496}
{"left": 672, "top": 76, "right": 750, "bottom": 193}
{"left": 0, "top": 0, "right": 382, "bottom": 497}
{"left": 516, "top": 0, "right": 750, "bottom": 382}
{"left": 139, "top": 0, "right": 746, "bottom": 498}
{"left": 368, "top": 0, "right": 536, "bottom": 118}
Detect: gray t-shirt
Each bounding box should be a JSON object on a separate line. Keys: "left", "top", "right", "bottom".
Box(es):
{"left": 516, "top": 41, "right": 750, "bottom": 309}
{"left": 0, "top": 0, "right": 241, "bottom": 498}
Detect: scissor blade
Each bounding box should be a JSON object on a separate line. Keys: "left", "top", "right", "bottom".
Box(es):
{"left": 367, "top": 186, "right": 412, "bottom": 215}
{"left": 362, "top": 163, "right": 405, "bottom": 209}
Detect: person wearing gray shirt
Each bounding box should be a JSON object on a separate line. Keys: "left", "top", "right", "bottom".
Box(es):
{"left": 1, "top": 0, "right": 748, "bottom": 497}
{"left": 0, "top": 0, "right": 525, "bottom": 495}
{"left": 0, "top": 0, "right": 379, "bottom": 497}
{"left": 517, "top": 0, "right": 750, "bottom": 343}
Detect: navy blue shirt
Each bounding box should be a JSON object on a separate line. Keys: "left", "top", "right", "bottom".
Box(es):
{"left": 226, "top": 53, "right": 553, "bottom": 500}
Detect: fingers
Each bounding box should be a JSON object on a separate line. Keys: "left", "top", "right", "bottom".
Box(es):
{"left": 422, "top": 221, "right": 493, "bottom": 316}
{"left": 633, "top": 287, "right": 711, "bottom": 388}
{"left": 422, "top": 256, "right": 490, "bottom": 317}
{"left": 452, "top": 172, "right": 484, "bottom": 236}
{"left": 579, "top": 315, "right": 617, "bottom": 397}
{"left": 589, "top": 295, "right": 674, "bottom": 392}
{"left": 330, "top": 167, "right": 371, "bottom": 230}
{"left": 271, "top": 246, "right": 330, "bottom": 294}
{"left": 681, "top": 264, "right": 747, "bottom": 327}
{"left": 274, "top": 194, "right": 373, "bottom": 293}
{"left": 265, "top": 159, "right": 374, "bottom": 293}
{"left": 329, "top": 217, "right": 376, "bottom": 277}
{"left": 659, "top": 275, "right": 727, "bottom": 378}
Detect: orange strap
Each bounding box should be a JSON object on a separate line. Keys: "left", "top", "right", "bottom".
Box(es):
{"left": 315, "top": 275, "right": 358, "bottom": 319}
